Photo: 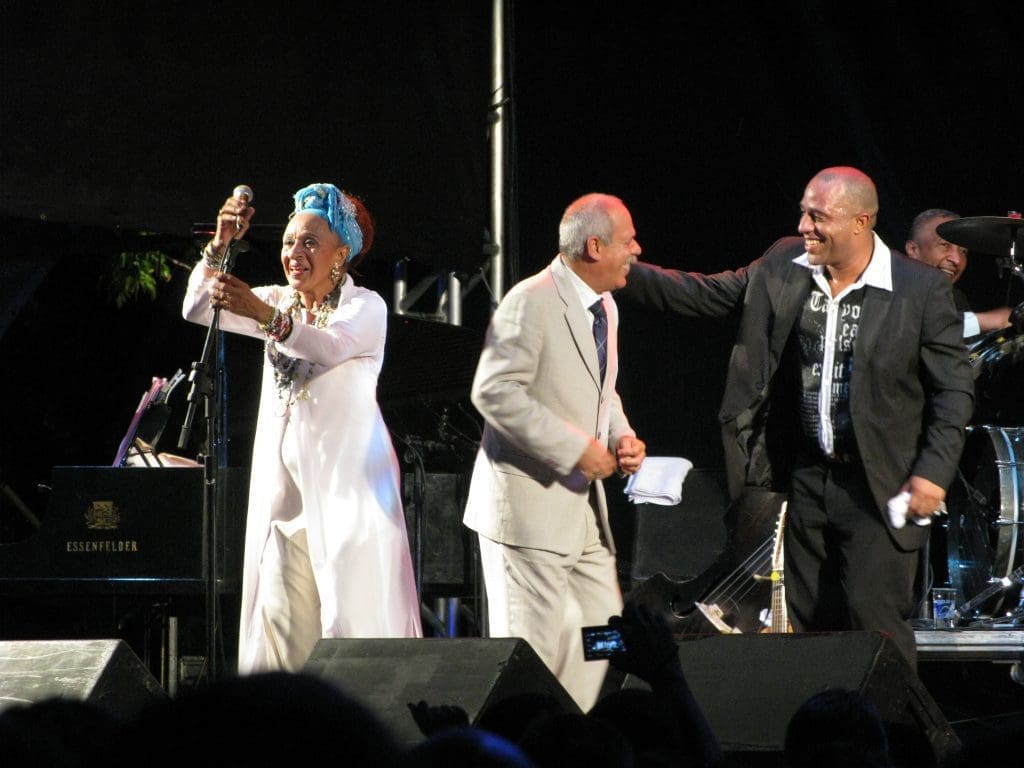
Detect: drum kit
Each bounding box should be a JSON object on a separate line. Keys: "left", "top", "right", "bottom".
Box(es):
{"left": 931, "top": 214, "right": 1024, "bottom": 626}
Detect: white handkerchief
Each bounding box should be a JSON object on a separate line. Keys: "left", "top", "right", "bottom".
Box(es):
{"left": 886, "top": 490, "right": 947, "bottom": 529}
{"left": 624, "top": 456, "right": 693, "bottom": 506}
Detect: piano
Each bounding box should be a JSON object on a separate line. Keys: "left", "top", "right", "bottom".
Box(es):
{"left": 0, "top": 465, "right": 248, "bottom": 689}
{"left": 0, "top": 466, "right": 246, "bottom": 596}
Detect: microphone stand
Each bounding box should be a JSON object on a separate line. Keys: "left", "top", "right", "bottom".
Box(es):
{"left": 397, "top": 435, "right": 449, "bottom": 638}
{"left": 178, "top": 238, "right": 249, "bottom": 684}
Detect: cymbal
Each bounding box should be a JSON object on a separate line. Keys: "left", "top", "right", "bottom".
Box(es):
{"left": 936, "top": 216, "right": 1024, "bottom": 256}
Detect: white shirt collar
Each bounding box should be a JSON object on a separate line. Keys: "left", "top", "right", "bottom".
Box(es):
{"left": 559, "top": 255, "right": 604, "bottom": 311}
{"left": 792, "top": 232, "right": 893, "bottom": 292}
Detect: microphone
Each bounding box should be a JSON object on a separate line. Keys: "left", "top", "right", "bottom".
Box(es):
{"left": 190, "top": 185, "right": 253, "bottom": 238}
{"left": 232, "top": 184, "right": 254, "bottom": 205}
{"left": 230, "top": 185, "right": 253, "bottom": 244}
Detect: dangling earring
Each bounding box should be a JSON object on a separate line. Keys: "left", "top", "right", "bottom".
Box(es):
{"left": 330, "top": 261, "right": 343, "bottom": 285}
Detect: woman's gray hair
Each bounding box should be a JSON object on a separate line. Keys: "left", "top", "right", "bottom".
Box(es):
{"left": 558, "top": 193, "right": 623, "bottom": 260}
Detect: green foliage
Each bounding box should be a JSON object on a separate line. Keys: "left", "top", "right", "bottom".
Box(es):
{"left": 103, "top": 250, "right": 174, "bottom": 308}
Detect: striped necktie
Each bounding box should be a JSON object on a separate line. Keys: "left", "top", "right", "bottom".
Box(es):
{"left": 590, "top": 299, "right": 607, "bottom": 384}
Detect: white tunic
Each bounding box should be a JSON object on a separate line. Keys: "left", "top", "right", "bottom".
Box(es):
{"left": 183, "top": 264, "right": 422, "bottom": 673}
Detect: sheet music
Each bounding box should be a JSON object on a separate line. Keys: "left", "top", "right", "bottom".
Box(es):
{"left": 112, "top": 371, "right": 191, "bottom": 467}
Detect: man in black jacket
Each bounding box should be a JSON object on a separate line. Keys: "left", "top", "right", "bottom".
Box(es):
{"left": 619, "top": 167, "right": 974, "bottom": 666}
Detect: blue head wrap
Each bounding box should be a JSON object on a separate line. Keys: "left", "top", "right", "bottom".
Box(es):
{"left": 291, "top": 182, "right": 363, "bottom": 262}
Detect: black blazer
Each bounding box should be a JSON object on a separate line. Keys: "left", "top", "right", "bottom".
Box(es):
{"left": 621, "top": 236, "right": 975, "bottom": 548}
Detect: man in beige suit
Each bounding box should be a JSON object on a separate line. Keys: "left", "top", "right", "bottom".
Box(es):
{"left": 464, "top": 193, "right": 647, "bottom": 710}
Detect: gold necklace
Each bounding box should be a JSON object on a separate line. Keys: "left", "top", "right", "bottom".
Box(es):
{"left": 270, "top": 283, "right": 343, "bottom": 407}
{"left": 286, "top": 285, "right": 340, "bottom": 328}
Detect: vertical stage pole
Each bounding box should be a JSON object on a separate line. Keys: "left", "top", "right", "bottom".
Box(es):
{"left": 489, "top": 0, "right": 507, "bottom": 304}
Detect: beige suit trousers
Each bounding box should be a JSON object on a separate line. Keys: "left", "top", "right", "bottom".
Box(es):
{"left": 477, "top": 496, "right": 623, "bottom": 711}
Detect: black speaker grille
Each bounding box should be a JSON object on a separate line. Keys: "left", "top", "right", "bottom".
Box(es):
{"left": 304, "top": 637, "right": 580, "bottom": 745}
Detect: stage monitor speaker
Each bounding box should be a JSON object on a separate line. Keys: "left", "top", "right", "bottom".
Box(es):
{"left": 303, "top": 637, "right": 580, "bottom": 745}
{"left": 623, "top": 631, "right": 959, "bottom": 763}
{"left": 0, "top": 639, "right": 168, "bottom": 720}
{"left": 630, "top": 468, "right": 729, "bottom": 586}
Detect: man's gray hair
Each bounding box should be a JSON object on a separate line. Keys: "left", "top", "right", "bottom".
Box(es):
{"left": 558, "top": 193, "right": 623, "bottom": 260}
{"left": 909, "top": 208, "right": 960, "bottom": 241}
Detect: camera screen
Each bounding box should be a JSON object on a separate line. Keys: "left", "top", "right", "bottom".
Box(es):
{"left": 581, "top": 625, "right": 626, "bottom": 660}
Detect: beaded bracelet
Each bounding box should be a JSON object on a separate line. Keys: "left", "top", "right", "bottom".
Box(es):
{"left": 260, "top": 307, "right": 293, "bottom": 343}
{"left": 257, "top": 306, "right": 276, "bottom": 330}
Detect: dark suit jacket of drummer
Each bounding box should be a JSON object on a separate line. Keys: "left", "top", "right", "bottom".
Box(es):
{"left": 620, "top": 235, "right": 975, "bottom": 549}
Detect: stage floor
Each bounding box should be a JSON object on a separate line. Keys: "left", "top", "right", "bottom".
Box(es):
{"left": 915, "top": 627, "right": 1023, "bottom": 719}
{"left": 915, "top": 628, "right": 1024, "bottom": 662}
{"left": 914, "top": 627, "right": 1023, "bottom": 736}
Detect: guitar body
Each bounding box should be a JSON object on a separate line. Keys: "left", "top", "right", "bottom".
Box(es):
{"left": 625, "top": 488, "right": 788, "bottom": 634}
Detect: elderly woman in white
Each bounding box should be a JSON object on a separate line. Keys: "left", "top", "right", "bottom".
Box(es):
{"left": 183, "top": 182, "right": 422, "bottom": 673}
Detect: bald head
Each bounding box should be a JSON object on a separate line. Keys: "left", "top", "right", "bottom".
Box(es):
{"left": 799, "top": 166, "right": 880, "bottom": 272}
{"left": 810, "top": 166, "right": 879, "bottom": 226}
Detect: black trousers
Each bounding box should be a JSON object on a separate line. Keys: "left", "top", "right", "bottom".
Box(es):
{"left": 783, "top": 454, "right": 920, "bottom": 668}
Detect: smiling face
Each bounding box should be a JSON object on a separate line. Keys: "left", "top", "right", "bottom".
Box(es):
{"left": 796, "top": 169, "right": 878, "bottom": 274}
{"left": 590, "top": 201, "right": 642, "bottom": 292}
{"left": 905, "top": 216, "right": 967, "bottom": 283}
{"left": 280, "top": 213, "right": 349, "bottom": 302}
{"left": 797, "top": 177, "right": 860, "bottom": 267}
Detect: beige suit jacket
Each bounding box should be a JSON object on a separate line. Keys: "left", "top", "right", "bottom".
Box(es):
{"left": 464, "top": 255, "right": 635, "bottom": 556}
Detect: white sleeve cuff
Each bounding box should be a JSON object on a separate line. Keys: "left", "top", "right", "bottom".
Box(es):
{"left": 962, "top": 311, "right": 980, "bottom": 338}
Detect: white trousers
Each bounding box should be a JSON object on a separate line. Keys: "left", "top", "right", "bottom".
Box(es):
{"left": 254, "top": 416, "right": 321, "bottom": 672}
{"left": 257, "top": 517, "right": 322, "bottom": 671}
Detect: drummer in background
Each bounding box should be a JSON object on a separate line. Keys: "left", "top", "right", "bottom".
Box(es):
{"left": 905, "top": 209, "right": 1012, "bottom": 337}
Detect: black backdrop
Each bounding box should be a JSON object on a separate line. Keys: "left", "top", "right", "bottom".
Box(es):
{"left": 2, "top": 2, "right": 1022, "bottom": 564}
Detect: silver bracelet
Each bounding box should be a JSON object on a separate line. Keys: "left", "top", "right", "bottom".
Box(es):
{"left": 202, "top": 242, "right": 222, "bottom": 270}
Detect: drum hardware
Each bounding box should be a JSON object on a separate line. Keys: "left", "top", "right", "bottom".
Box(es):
{"left": 938, "top": 425, "right": 1023, "bottom": 618}
{"left": 937, "top": 215, "right": 1024, "bottom": 424}
{"left": 936, "top": 213, "right": 1023, "bottom": 262}
{"left": 968, "top": 328, "right": 1024, "bottom": 425}
{"left": 953, "top": 564, "right": 1024, "bottom": 624}
{"left": 1010, "top": 301, "right": 1024, "bottom": 333}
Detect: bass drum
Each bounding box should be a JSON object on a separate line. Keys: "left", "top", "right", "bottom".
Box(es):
{"left": 940, "top": 425, "right": 1023, "bottom": 616}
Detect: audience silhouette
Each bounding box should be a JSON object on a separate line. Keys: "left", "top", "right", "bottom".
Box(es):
{"left": 406, "top": 725, "right": 536, "bottom": 767}
{"left": 0, "top": 697, "right": 119, "bottom": 768}
{"left": 1, "top": 597, "right": 1008, "bottom": 768}
{"left": 518, "top": 710, "right": 635, "bottom": 768}
{"left": 93, "top": 671, "right": 404, "bottom": 767}
{"left": 783, "top": 688, "right": 893, "bottom": 768}
{"left": 602, "top": 601, "right": 723, "bottom": 768}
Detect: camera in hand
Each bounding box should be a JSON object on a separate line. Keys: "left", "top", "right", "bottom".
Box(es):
{"left": 581, "top": 625, "right": 627, "bottom": 661}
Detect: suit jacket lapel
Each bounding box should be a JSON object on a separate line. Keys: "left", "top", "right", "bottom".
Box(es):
{"left": 770, "top": 259, "right": 811, "bottom": 354}
{"left": 551, "top": 256, "right": 602, "bottom": 388}
{"left": 855, "top": 283, "right": 892, "bottom": 362}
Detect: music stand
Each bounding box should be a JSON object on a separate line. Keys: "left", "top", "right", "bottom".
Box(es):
{"left": 113, "top": 371, "right": 191, "bottom": 468}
